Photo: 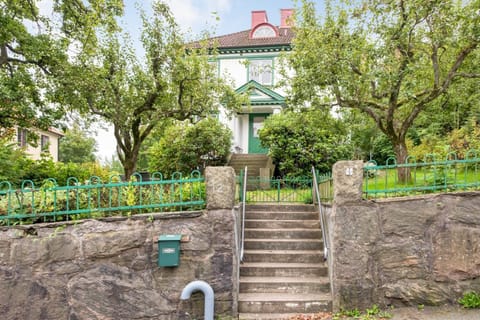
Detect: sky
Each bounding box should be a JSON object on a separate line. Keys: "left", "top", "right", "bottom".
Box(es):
{"left": 94, "top": 0, "right": 309, "bottom": 161}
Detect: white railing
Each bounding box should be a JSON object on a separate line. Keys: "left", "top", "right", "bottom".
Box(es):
{"left": 239, "top": 166, "right": 248, "bottom": 262}
{"left": 312, "top": 166, "right": 329, "bottom": 260}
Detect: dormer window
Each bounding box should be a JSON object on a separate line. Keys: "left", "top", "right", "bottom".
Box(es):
{"left": 252, "top": 25, "right": 276, "bottom": 38}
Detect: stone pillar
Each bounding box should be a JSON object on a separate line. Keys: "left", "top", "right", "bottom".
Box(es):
{"left": 333, "top": 160, "right": 364, "bottom": 205}
{"left": 329, "top": 161, "right": 381, "bottom": 311}
{"left": 205, "top": 166, "right": 236, "bottom": 210}
{"left": 204, "top": 166, "right": 239, "bottom": 316}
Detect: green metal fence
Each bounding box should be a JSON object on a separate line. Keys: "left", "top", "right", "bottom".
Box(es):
{"left": 316, "top": 172, "right": 334, "bottom": 203}
{"left": 244, "top": 176, "right": 313, "bottom": 203}
{"left": 364, "top": 150, "right": 480, "bottom": 198}
{"left": 0, "top": 171, "right": 205, "bottom": 225}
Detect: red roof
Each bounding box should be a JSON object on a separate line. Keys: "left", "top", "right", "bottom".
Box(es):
{"left": 210, "top": 28, "right": 294, "bottom": 49}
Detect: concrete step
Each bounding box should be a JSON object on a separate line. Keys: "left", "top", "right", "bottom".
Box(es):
{"left": 240, "top": 262, "right": 328, "bottom": 277}
{"left": 245, "top": 219, "right": 320, "bottom": 229}
{"left": 245, "top": 204, "right": 316, "bottom": 212}
{"left": 242, "top": 250, "right": 324, "bottom": 263}
{"left": 238, "top": 293, "right": 332, "bottom": 314}
{"left": 239, "top": 276, "right": 330, "bottom": 294}
{"left": 246, "top": 211, "right": 319, "bottom": 220}
{"left": 244, "top": 238, "right": 323, "bottom": 251}
{"left": 244, "top": 228, "right": 322, "bottom": 239}
{"left": 239, "top": 313, "right": 327, "bottom": 320}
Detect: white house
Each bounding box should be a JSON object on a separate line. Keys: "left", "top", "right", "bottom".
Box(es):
{"left": 211, "top": 9, "right": 294, "bottom": 155}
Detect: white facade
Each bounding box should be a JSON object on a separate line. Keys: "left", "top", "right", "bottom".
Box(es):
{"left": 212, "top": 9, "right": 294, "bottom": 154}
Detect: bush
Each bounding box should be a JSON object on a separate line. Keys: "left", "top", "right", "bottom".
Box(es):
{"left": 147, "top": 118, "right": 232, "bottom": 176}
{"left": 259, "top": 109, "right": 352, "bottom": 177}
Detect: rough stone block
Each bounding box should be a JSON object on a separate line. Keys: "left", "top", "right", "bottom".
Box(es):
{"left": 383, "top": 279, "right": 454, "bottom": 305}
{"left": 205, "top": 166, "right": 236, "bottom": 210}
{"left": 375, "top": 241, "right": 429, "bottom": 282}
{"left": 333, "top": 204, "right": 380, "bottom": 245}
{"left": 380, "top": 199, "right": 438, "bottom": 238}
{"left": 333, "top": 160, "right": 364, "bottom": 205}
{"left": 433, "top": 225, "right": 480, "bottom": 281}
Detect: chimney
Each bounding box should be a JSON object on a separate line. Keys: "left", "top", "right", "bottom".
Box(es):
{"left": 251, "top": 10, "right": 268, "bottom": 29}
{"left": 280, "top": 9, "right": 294, "bottom": 28}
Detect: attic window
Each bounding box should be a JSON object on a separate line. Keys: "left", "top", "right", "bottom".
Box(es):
{"left": 252, "top": 25, "right": 276, "bottom": 38}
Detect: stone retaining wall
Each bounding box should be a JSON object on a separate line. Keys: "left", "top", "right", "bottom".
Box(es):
{"left": 329, "top": 161, "right": 480, "bottom": 310}
{"left": 0, "top": 167, "right": 238, "bottom": 320}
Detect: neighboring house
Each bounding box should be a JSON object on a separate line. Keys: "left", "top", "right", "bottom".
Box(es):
{"left": 15, "top": 127, "right": 63, "bottom": 161}
{"left": 210, "top": 9, "right": 294, "bottom": 155}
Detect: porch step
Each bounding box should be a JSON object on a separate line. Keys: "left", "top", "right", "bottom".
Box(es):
{"left": 239, "top": 313, "right": 326, "bottom": 320}
{"left": 244, "top": 238, "right": 323, "bottom": 250}
{"left": 240, "top": 262, "right": 328, "bottom": 277}
{"left": 239, "top": 204, "right": 331, "bottom": 318}
{"left": 245, "top": 204, "right": 316, "bottom": 212}
{"left": 240, "top": 276, "right": 330, "bottom": 294}
{"left": 243, "top": 250, "right": 324, "bottom": 263}
{"left": 245, "top": 219, "right": 320, "bottom": 229}
{"left": 238, "top": 293, "right": 332, "bottom": 313}
{"left": 246, "top": 211, "right": 319, "bottom": 220}
{"left": 244, "top": 228, "right": 322, "bottom": 239}
{"left": 229, "top": 154, "right": 270, "bottom": 177}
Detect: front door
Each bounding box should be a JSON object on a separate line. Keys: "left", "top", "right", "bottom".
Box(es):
{"left": 248, "top": 114, "right": 269, "bottom": 154}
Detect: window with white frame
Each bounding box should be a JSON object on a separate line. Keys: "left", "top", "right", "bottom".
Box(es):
{"left": 249, "top": 59, "right": 273, "bottom": 85}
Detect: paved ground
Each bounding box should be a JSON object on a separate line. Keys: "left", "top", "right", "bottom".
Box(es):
{"left": 389, "top": 305, "right": 479, "bottom": 320}
{"left": 288, "top": 306, "right": 479, "bottom": 320}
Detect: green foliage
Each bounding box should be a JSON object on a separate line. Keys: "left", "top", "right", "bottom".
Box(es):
{"left": 59, "top": 2, "right": 244, "bottom": 179}
{"left": 148, "top": 118, "right": 232, "bottom": 176}
{"left": 287, "top": 0, "right": 479, "bottom": 171}
{"left": 0, "top": 136, "right": 32, "bottom": 183}
{"left": 259, "top": 109, "right": 352, "bottom": 177}
{"left": 333, "top": 305, "right": 392, "bottom": 320}
{"left": 59, "top": 125, "right": 97, "bottom": 163}
{"left": 459, "top": 291, "right": 480, "bottom": 309}
{"left": 0, "top": 0, "right": 123, "bottom": 133}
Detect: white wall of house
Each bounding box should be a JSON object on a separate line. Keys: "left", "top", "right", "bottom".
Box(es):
{"left": 216, "top": 52, "right": 288, "bottom": 154}
{"left": 15, "top": 127, "right": 63, "bottom": 162}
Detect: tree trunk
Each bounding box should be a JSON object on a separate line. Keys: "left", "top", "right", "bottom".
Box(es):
{"left": 393, "top": 139, "right": 411, "bottom": 184}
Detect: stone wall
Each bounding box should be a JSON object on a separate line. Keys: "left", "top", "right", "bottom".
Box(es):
{"left": 329, "top": 161, "right": 480, "bottom": 310}
{"left": 0, "top": 167, "right": 239, "bottom": 320}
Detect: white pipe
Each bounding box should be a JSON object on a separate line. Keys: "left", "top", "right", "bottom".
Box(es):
{"left": 180, "top": 280, "right": 214, "bottom": 320}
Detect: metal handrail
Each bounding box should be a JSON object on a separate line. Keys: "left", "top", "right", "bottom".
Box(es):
{"left": 312, "top": 166, "right": 329, "bottom": 261}
{"left": 239, "top": 166, "right": 248, "bottom": 262}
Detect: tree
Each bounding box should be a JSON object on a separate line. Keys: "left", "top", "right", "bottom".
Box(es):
{"left": 287, "top": 0, "right": 479, "bottom": 182}
{"left": 61, "top": 2, "right": 243, "bottom": 179}
{"left": 59, "top": 125, "right": 97, "bottom": 163}
{"left": 259, "top": 109, "right": 352, "bottom": 177}
{"left": 148, "top": 118, "right": 232, "bottom": 176}
{"left": 0, "top": 0, "right": 123, "bottom": 135}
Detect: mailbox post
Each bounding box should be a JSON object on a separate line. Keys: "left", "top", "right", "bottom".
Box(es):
{"left": 158, "top": 234, "right": 182, "bottom": 267}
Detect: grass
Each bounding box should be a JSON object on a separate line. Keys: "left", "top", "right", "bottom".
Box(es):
{"left": 364, "top": 164, "right": 480, "bottom": 198}
{"left": 459, "top": 291, "right": 480, "bottom": 308}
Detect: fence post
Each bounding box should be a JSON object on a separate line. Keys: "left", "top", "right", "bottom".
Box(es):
{"left": 205, "top": 167, "right": 236, "bottom": 210}
{"left": 333, "top": 161, "right": 364, "bottom": 205}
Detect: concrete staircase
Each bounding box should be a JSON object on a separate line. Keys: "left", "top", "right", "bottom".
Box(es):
{"left": 239, "top": 204, "right": 331, "bottom": 320}
{"left": 228, "top": 154, "right": 271, "bottom": 178}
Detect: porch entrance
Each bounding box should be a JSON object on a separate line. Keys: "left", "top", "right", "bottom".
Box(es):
{"left": 248, "top": 113, "right": 269, "bottom": 154}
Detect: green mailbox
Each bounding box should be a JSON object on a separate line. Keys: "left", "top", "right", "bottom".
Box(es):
{"left": 158, "top": 234, "right": 182, "bottom": 267}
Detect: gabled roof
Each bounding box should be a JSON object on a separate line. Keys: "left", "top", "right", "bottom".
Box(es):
{"left": 213, "top": 28, "right": 293, "bottom": 48}
{"left": 191, "top": 28, "right": 294, "bottom": 54}
{"left": 235, "top": 80, "right": 285, "bottom": 106}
